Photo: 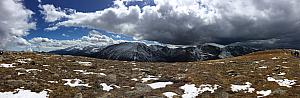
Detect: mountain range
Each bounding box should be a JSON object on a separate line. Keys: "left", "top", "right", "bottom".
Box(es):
{"left": 50, "top": 42, "right": 259, "bottom": 62}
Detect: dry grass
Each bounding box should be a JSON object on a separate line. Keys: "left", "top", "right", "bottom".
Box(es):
{"left": 0, "top": 49, "right": 299, "bottom": 98}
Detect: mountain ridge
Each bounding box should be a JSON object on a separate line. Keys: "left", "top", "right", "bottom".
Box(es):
{"left": 50, "top": 42, "right": 259, "bottom": 62}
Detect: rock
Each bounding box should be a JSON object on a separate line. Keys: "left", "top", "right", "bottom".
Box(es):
{"left": 74, "top": 93, "right": 83, "bottom": 98}
{"left": 200, "top": 92, "right": 213, "bottom": 98}
{"left": 272, "top": 88, "right": 287, "bottom": 95}
{"left": 134, "top": 83, "right": 152, "bottom": 93}
{"left": 3, "top": 75, "right": 12, "bottom": 79}
{"left": 106, "top": 74, "right": 117, "bottom": 83}
{"left": 226, "top": 70, "right": 239, "bottom": 76}
{"left": 215, "top": 90, "right": 229, "bottom": 98}
{"left": 0, "top": 56, "right": 3, "bottom": 62}
{"left": 125, "top": 83, "right": 152, "bottom": 97}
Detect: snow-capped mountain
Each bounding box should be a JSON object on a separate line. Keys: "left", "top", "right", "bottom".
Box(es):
{"left": 50, "top": 42, "right": 259, "bottom": 62}
{"left": 49, "top": 45, "right": 105, "bottom": 57}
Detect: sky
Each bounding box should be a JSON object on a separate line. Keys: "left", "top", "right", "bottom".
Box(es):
{"left": 1, "top": 0, "right": 300, "bottom": 51}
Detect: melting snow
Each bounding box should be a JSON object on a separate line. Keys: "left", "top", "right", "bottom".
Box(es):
{"left": 42, "top": 65, "right": 50, "bottom": 67}
{"left": 180, "top": 84, "right": 199, "bottom": 98}
{"left": 77, "top": 61, "right": 92, "bottom": 66}
{"left": 48, "top": 81, "right": 58, "bottom": 83}
{"left": 147, "top": 82, "right": 173, "bottom": 89}
{"left": 278, "top": 72, "right": 286, "bottom": 76}
{"left": 267, "top": 77, "right": 296, "bottom": 88}
{"left": 180, "top": 84, "right": 220, "bottom": 98}
{"left": 73, "top": 70, "right": 106, "bottom": 75}
{"left": 231, "top": 82, "right": 255, "bottom": 93}
{"left": 100, "top": 83, "right": 114, "bottom": 91}
{"left": 254, "top": 61, "right": 260, "bottom": 64}
{"left": 0, "top": 89, "right": 48, "bottom": 98}
{"left": 282, "top": 66, "right": 290, "bottom": 69}
{"left": 256, "top": 90, "right": 272, "bottom": 98}
{"left": 258, "top": 66, "right": 267, "bottom": 69}
{"left": 17, "top": 72, "right": 25, "bottom": 75}
{"left": 16, "top": 58, "right": 32, "bottom": 64}
{"left": 198, "top": 84, "right": 220, "bottom": 93}
{"left": 271, "top": 57, "right": 280, "bottom": 60}
{"left": 62, "top": 79, "right": 91, "bottom": 87}
{"left": 163, "top": 92, "right": 178, "bottom": 98}
{"left": 25, "top": 69, "right": 42, "bottom": 73}
{"left": 0, "top": 64, "right": 15, "bottom": 68}
{"left": 282, "top": 62, "right": 288, "bottom": 64}
{"left": 131, "top": 78, "right": 138, "bottom": 81}
{"left": 141, "top": 75, "right": 159, "bottom": 83}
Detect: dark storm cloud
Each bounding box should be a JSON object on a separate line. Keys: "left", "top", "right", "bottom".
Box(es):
{"left": 43, "top": 0, "right": 300, "bottom": 48}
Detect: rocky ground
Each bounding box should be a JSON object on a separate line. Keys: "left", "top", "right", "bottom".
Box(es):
{"left": 0, "top": 49, "right": 300, "bottom": 98}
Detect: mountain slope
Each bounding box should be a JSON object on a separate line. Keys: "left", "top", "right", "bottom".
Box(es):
{"left": 50, "top": 42, "right": 259, "bottom": 62}
{"left": 49, "top": 45, "right": 105, "bottom": 57}
{"left": 96, "top": 42, "right": 258, "bottom": 62}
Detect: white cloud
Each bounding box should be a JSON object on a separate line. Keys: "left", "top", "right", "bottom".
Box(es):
{"left": 30, "top": 37, "right": 53, "bottom": 43}
{"left": 29, "top": 30, "right": 126, "bottom": 51}
{"left": 39, "top": 4, "right": 69, "bottom": 22}
{"left": 0, "top": 0, "right": 36, "bottom": 49}
{"left": 41, "top": 0, "right": 300, "bottom": 48}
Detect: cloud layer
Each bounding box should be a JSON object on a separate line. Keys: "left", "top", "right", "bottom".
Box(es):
{"left": 29, "top": 30, "right": 125, "bottom": 51}
{"left": 41, "top": 0, "right": 300, "bottom": 48}
{"left": 0, "top": 0, "right": 36, "bottom": 49}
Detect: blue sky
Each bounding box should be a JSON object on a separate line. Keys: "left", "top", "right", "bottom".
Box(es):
{"left": 23, "top": 0, "right": 125, "bottom": 41}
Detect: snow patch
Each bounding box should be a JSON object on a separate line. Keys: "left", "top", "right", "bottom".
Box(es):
{"left": 147, "top": 82, "right": 173, "bottom": 89}
{"left": 258, "top": 66, "right": 267, "bottom": 69}
{"left": 163, "top": 92, "right": 178, "bottom": 98}
{"left": 17, "top": 72, "right": 25, "bottom": 75}
{"left": 231, "top": 82, "right": 255, "bottom": 93}
{"left": 48, "top": 81, "right": 58, "bottom": 83}
{"left": 42, "top": 65, "right": 50, "bottom": 67}
{"left": 77, "top": 61, "right": 92, "bottom": 66}
{"left": 100, "top": 83, "right": 114, "bottom": 91}
{"left": 0, "top": 64, "right": 15, "bottom": 68}
{"left": 180, "top": 84, "right": 199, "bottom": 98}
{"left": 25, "top": 69, "right": 42, "bottom": 73}
{"left": 256, "top": 90, "right": 271, "bottom": 98}
{"left": 278, "top": 72, "right": 286, "bottom": 76}
{"left": 180, "top": 84, "right": 220, "bottom": 98}
{"left": 198, "top": 84, "right": 220, "bottom": 94}
{"left": 73, "top": 70, "right": 106, "bottom": 75}
{"left": 62, "top": 79, "right": 91, "bottom": 87}
{"left": 131, "top": 78, "right": 138, "bottom": 81}
{"left": 267, "top": 77, "right": 296, "bottom": 88}
{"left": 141, "top": 75, "right": 159, "bottom": 83}
{"left": 0, "top": 89, "right": 48, "bottom": 98}
{"left": 271, "top": 57, "right": 280, "bottom": 60}
{"left": 16, "top": 58, "right": 32, "bottom": 64}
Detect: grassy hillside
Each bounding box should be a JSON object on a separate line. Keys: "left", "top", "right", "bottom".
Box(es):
{"left": 0, "top": 49, "right": 299, "bottom": 98}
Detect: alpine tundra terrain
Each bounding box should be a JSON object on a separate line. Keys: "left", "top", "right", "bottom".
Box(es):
{"left": 0, "top": 49, "right": 300, "bottom": 98}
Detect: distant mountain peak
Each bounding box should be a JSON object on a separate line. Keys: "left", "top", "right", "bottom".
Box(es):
{"left": 50, "top": 42, "right": 259, "bottom": 62}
